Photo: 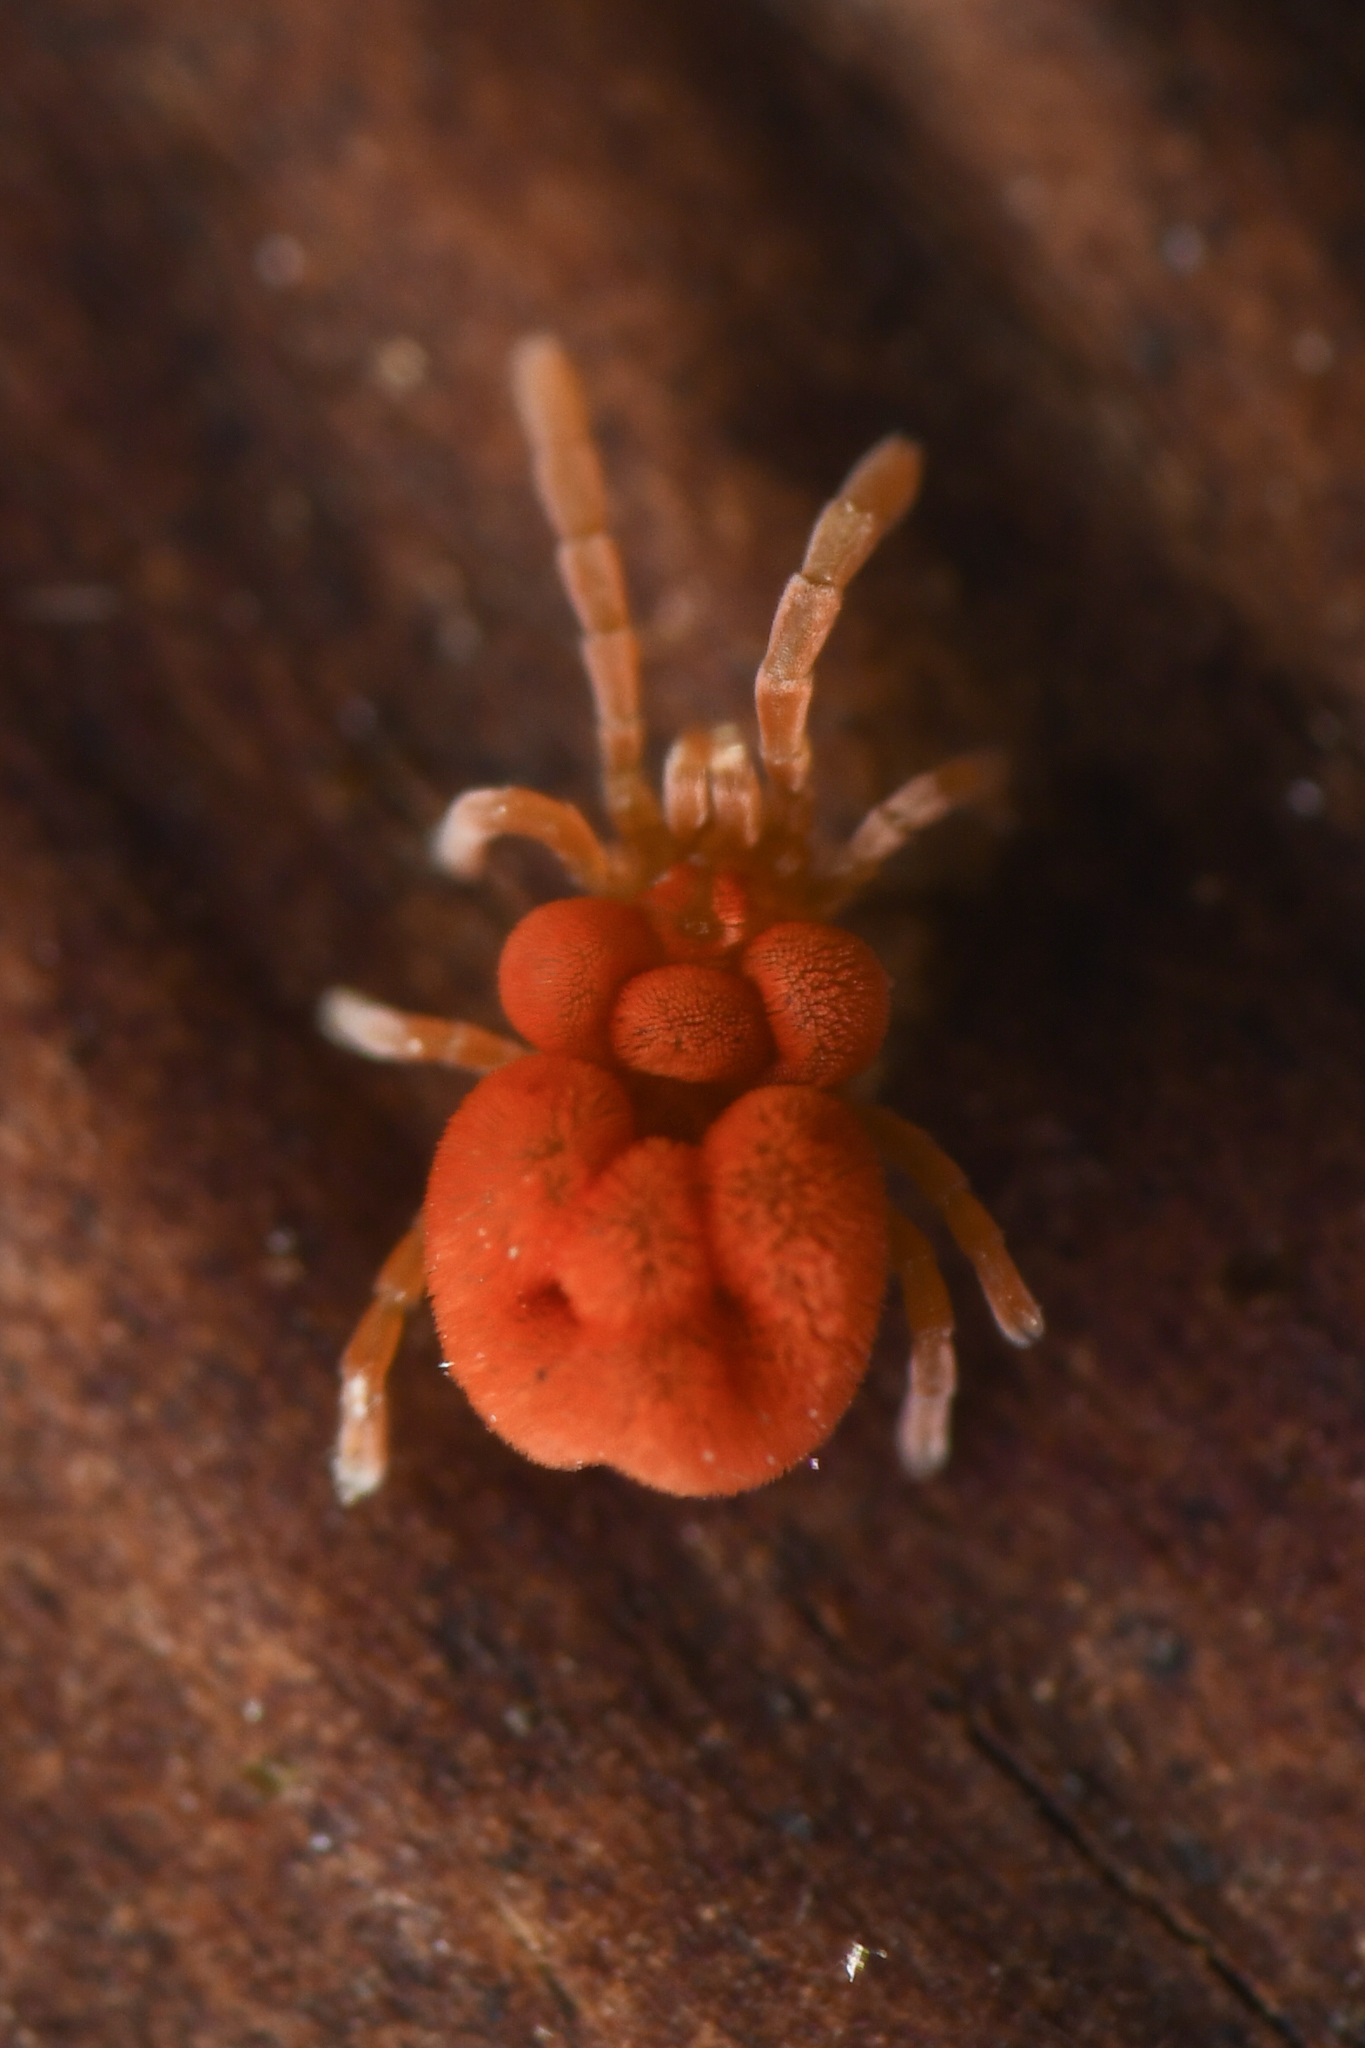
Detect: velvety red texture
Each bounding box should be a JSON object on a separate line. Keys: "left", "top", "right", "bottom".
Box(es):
{"left": 609, "top": 962, "right": 774, "bottom": 1084}
{"left": 423, "top": 1055, "right": 889, "bottom": 1495}
{"left": 741, "top": 922, "right": 891, "bottom": 1085}
{"left": 497, "top": 897, "right": 663, "bottom": 1061}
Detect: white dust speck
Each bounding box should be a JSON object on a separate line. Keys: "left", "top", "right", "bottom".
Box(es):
{"left": 843, "top": 1941, "right": 886, "bottom": 1982}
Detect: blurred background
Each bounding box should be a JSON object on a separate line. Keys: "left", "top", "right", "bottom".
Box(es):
{"left": 3, "top": 3, "right": 1365, "bottom": 2041}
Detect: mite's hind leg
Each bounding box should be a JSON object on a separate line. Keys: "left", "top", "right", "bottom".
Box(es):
{"left": 511, "top": 336, "right": 665, "bottom": 865}
{"left": 318, "top": 988, "right": 525, "bottom": 1072}
{"left": 888, "top": 1208, "right": 958, "bottom": 1479}
{"left": 333, "top": 1222, "right": 426, "bottom": 1505}
{"left": 864, "top": 1106, "right": 1044, "bottom": 1346}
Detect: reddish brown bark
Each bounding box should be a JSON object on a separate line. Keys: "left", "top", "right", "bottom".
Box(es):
{"left": 2, "top": 3, "right": 1364, "bottom": 2042}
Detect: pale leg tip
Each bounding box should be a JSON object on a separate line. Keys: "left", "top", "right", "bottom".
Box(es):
{"left": 318, "top": 986, "right": 406, "bottom": 1060}
{"left": 896, "top": 1332, "right": 956, "bottom": 1480}
{"left": 981, "top": 1259, "right": 1046, "bottom": 1348}
{"left": 999, "top": 1293, "right": 1046, "bottom": 1347}
{"left": 332, "top": 1447, "right": 386, "bottom": 1507}
{"left": 1018, "top": 1302, "right": 1046, "bottom": 1344}
{"left": 317, "top": 984, "right": 358, "bottom": 1044}
{"left": 332, "top": 1377, "right": 389, "bottom": 1506}
{"left": 429, "top": 792, "right": 490, "bottom": 879}
{"left": 896, "top": 1386, "right": 952, "bottom": 1481}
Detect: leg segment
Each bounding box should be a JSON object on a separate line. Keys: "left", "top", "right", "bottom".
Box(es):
{"left": 332, "top": 1222, "right": 426, "bottom": 1505}
{"left": 863, "top": 1105, "right": 1044, "bottom": 1346}
{"left": 511, "top": 336, "right": 664, "bottom": 854}
{"left": 888, "top": 1207, "right": 958, "bottom": 1479}
{"left": 755, "top": 434, "right": 923, "bottom": 824}
{"left": 430, "top": 785, "right": 614, "bottom": 892}
{"left": 318, "top": 987, "right": 525, "bottom": 1071}
{"left": 704, "top": 723, "right": 762, "bottom": 853}
{"left": 660, "top": 723, "right": 763, "bottom": 853}
{"left": 821, "top": 749, "right": 1008, "bottom": 909}
{"left": 662, "top": 727, "right": 713, "bottom": 842}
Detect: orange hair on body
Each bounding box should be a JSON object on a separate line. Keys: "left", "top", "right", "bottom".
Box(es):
{"left": 609, "top": 962, "right": 774, "bottom": 1086}
{"left": 498, "top": 896, "right": 662, "bottom": 1063}
{"left": 424, "top": 1056, "right": 887, "bottom": 1495}
{"left": 742, "top": 922, "right": 890, "bottom": 1086}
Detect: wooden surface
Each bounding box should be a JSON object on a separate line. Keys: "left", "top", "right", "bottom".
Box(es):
{"left": 2, "top": 3, "right": 1365, "bottom": 2041}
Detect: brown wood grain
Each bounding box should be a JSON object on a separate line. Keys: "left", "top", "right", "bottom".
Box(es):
{"left": 1, "top": 3, "right": 1363, "bottom": 2041}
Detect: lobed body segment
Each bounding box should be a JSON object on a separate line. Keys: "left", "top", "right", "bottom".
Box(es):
{"left": 424, "top": 1056, "right": 888, "bottom": 1494}
{"left": 498, "top": 891, "right": 891, "bottom": 1091}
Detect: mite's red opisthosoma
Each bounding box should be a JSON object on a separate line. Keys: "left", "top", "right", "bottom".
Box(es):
{"left": 319, "top": 335, "right": 1043, "bottom": 1502}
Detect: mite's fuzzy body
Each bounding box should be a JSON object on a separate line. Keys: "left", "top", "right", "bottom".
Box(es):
{"left": 320, "top": 337, "right": 1042, "bottom": 1503}
{"left": 426, "top": 1059, "right": 887, "bottom": 1495}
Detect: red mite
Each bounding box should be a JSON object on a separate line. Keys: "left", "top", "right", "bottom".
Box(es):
{"left": 319, "top": 336, "right": 1043, "bottom": 1503}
